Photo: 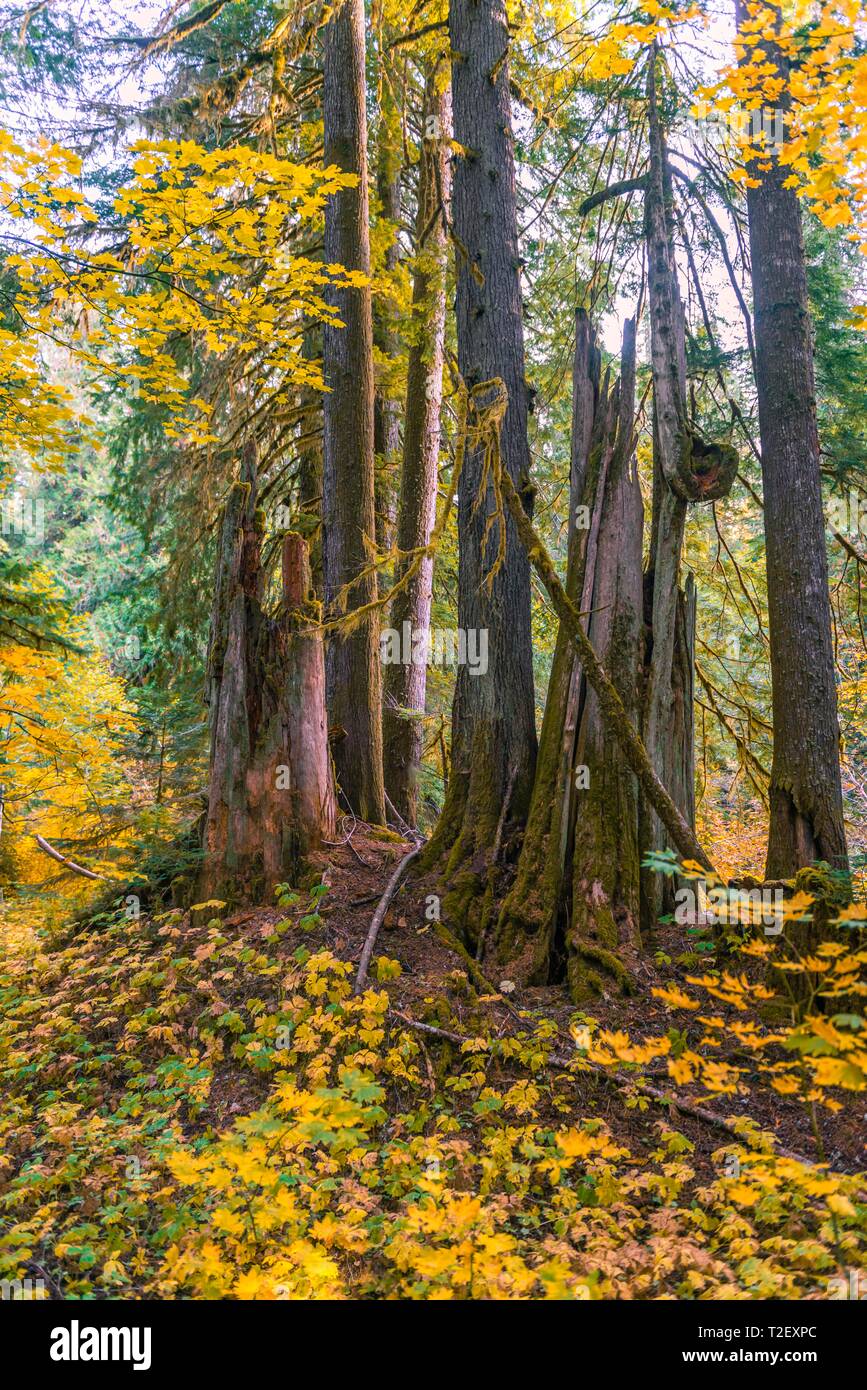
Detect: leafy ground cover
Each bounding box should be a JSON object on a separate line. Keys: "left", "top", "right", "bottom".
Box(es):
{"left": 1, "top": 836, "right": 864, "bottom": 1300}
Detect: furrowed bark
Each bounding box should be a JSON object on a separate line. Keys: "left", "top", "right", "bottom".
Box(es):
{"left": 383, "top": 75, "right": 451, "bottom": 827}
{"left": 322, "top": 0, "right": 386, "bottom": 824}
{"left": 200, "top": 444, "right": 335, "bottom": 904}
{"left": 735, "top": 1, "right": 848, "bottom": 879}
{"left": 421, "top": 0, "right": 537, "bottom": 937}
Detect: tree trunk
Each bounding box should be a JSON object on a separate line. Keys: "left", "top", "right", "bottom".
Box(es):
{"left": 566, "top": 326, "right": 644, "bottom": 999}
{"left": 322, "top": 0, "right": 386, "bottom": 824}
{"left": 383, "top": 76, "right": 451, "bottom": 827}
{"left": 296, "top": 326, "right": 324, "bottom": 601}
{"left": 494, "top": 317, "right": 644, "bottom": 998}
{"left": 735, "top": 3, "right": 848, "bottom": 879}
{"left": 421, "top": 0, "right": 537, "bottom": 938}
{"left": 639, "top": 48, "right": 735, "bottom": 930}
{"left": 373, "top": 77, "right": 402, "bottom": 559}
{"left": 200, "top": 444, "right": 336, "bottom": 904}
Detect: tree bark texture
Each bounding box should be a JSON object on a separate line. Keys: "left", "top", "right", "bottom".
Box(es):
{"left": 735, "top": 2, "right": 848, "bottom": 878}
{"left": 200, "top": 445, "right": 336, "bottom": 904}
{"left": 640, "top": 49, "right": 732, "bottom": 931}
{"left": 373, "top": 77, "right": 402, "bottom": 559}
{"left": 495, "top": 317, "right": 645, "bottom": 999}
{"left": 322, "top": 0, "right": 386, "bottom": 824}
{"left": 383, "top": 75, "right": 451, "bottom": 826}
{"left": 422, "top": 0, "right": 537, "bottom": 936}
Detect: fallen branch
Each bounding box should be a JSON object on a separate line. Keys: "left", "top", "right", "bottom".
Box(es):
{"left": 33, "top": 834, "right": 106, "bottom": 881}
{"left": 387, "top": 1009, "right": 809, "bottom": 1164}
{"left": 354, "top": 845, "right": 424, "bottom": 993}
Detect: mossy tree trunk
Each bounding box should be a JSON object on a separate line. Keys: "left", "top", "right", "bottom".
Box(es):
{"left": 566, "top": 324, "right": 644, "bottom": 999}
{"left": 421, "top": 0, "right": 537, "bottom": 937}
{"left": 494, "top": 317, "right": 644, "bottom": 998}
{"left": 200, "top": 444, "right": 336, "bottom": 905}
{"left": 383, "top": 73, "right": 451, "bottom": 827}
{"left": 735, "top": 3, "right": 848, "bottom": 880}
{"left": 322, "top": 0, "right": 386, "bottom": 824}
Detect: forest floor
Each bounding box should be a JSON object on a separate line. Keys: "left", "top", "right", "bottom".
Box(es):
{"left": 302, "top": 833, "right": 866, "bottom": 1179}
{"left": 1, "top": 831, "right": 864, "bottom": 1300}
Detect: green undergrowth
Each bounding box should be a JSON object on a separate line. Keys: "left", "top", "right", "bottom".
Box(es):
{"left": 0, "top": 890, "right": 865, "bottom": 1300}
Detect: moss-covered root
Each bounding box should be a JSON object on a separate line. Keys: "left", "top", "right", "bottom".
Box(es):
{"left": 421, "top": 717, "right": 530, "bottom": 949}
{"left": 566, "top": 887, "right": 639, "bottom": 1003}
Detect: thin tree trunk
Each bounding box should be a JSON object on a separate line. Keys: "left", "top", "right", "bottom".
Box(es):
{"left": 296, "top": 326, "right": 324, "bottom": 600}
{"left": 639, "top": 48, "right": 735, "bottom": 930}
{"left": 735, "top": 2, "right": 848, "bottom": 878}
{"left": 383, "top": 75, "right": 451, "bottom": 826}
{"left": 373, "top": 77, "right": 402, "bottom": 558}
{"left": 421, "top": 0, "right": 537, "bottom": 938}
{"left": 322, "top": 0, "right": 386, "bottom": 824}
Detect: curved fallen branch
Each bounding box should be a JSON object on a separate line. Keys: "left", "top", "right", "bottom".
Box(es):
{"left": 354, "top": 845, "right": 424, "bottom": 994}
{"left": 34, "top": 834, "right": 106, "bottom": 881}
{"left": 388, "top": 1009, "right": 809, "bottom": 1165}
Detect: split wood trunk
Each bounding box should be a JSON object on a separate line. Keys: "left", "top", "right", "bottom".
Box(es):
{"left": 495, "top": 315, "right": 645, "bottom": 998}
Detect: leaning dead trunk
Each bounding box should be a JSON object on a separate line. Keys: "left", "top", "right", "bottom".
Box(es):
{"left": 383, "top": 75, "right": 451, "bottom": 827}
{"left": 421, "top": 0, "right": 537, "bottom": 937}
{"left": 200, "top": 445, "right": 335, "bottom": 904}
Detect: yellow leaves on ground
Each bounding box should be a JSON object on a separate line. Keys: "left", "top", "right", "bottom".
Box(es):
{"left": 0, "top": 915, "right": 864, "bottom": 1301}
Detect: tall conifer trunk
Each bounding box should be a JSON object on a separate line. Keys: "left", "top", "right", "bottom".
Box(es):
{"left": 422, "top": 0, "right": 537, "bottom": 937}
{"left": 735, "top": 2, "right": 848, "bottom": 878}
{"left": 322, "top": 0, "right": 386, "bottom": 824}
{"left": 639, "top": 48, "right": 735, "bottom": 931}
{"left": 383, "top": 75, "right": 451, "bottom": 826}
